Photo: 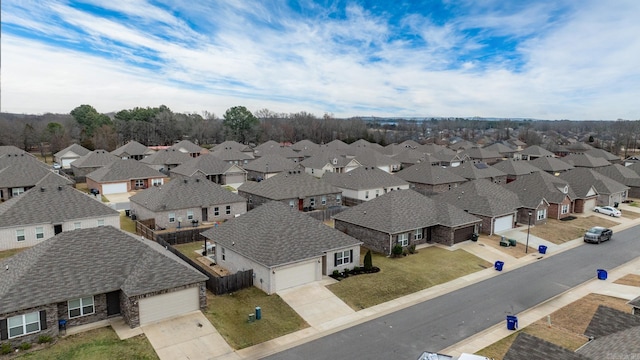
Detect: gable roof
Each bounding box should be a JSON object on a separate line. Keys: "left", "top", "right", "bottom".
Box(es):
{"left": 529, "top": 156, "right": 575, "bottom": 172}
{"left": 433, "top": 179, "right": 520, "bottom": 217}
{"left": 212, "top": 140, "right": 252, "bottom": 152}
{"left": 447, "top": 162, "right": 506, "bottom": 180}
{"left": 321, "top": 166, "right": 409, "bottom": 190}
{"left": 130, "top": 176, "right": 246, "bottom": 211}
{"left": 291, "top": 139, "right": 319, "bottom": 152}
{"left": 561, "top": 153, "right": 611, "bottom": 168}
{"left": 566, "top": 142, "right": 594, "bottom": 152}
{"left": 391, "top": 149, "right": 438, "bottom": 165}
{"left": 253, "top": 143, "right": 299, "bottom": 159}
{"left": 242, "top": 153, "right": 297, "bottom": 173}
{"left": 353, "top": 150, "right": 401, "bottom": 168}
{"left": 559, "top": 168, "right": 629, "bottom": 197}
{"left": 584, "top": 305, "right": 640, "bottom": 339}
{"left": 0, "top": 226, "right": 207, "bottom": 314}
{"left": 584, "top": 148, "right": 619, "bottom": 161}
{"left": 140, "top": 148, "right": 193, "bottom": 166}
{"left": 483, "top": 142, "right": 517, "bottom": 154}
{"left": 35, "top": 171, "right": 75, "bottom": 187}
{"left": 324, "top": 139, "right": 350, "bottom": 150}
{"left": 504, "top": 333, "right": 588, "bottom": 360}
{"left": 577, "top": 325, "right": 640, "bottom": 360}
{"left": 593, "top": 164, "right": 640, "bottom": 188}
{"left": 0, "top": 185, "right": 118, "bottom": 228}
{"left": 111, "top": 140, "right": 154, "bottom": 157}
{"left": 520, "top": 145, "right": 555, "bottom": 157}
{"left": 170, "top": 154, "right": 240, "bottom": 177}
{"left": 300, "top": 151, "right": 354, "bottom": 169}
{"left": 333, "top": 189, "right": 480, "bottom": 234}
{"left": 492, "top": 159, "right": 542, "bottom": 176}
{"left": 86, "top": 159, "right": 164, "bottom": 182}
{"left": 209, "top": 148, "right": 254, "bottom": 161}
{"left": 202, "top": 201, "right": 361, "bottom": 267}
{"left": 505, "top": 171, "right": 575, "bottom": 206}
{"left": 395, "top": 162, "right": 467, "bottom": 185}
{"left": 70, "top": 149, "right": 119, "bottom": 168}
{"left": 0, "top": 146, "right": 28, "bottom": 157}
{"left": 238, "top": 170, "right": 341, "bottom": 200}
{"left": 54, "top": 143, "right": 91, "bottom": 158}
{"left": 170, "top": 140, "right": 204, "bottom": 154}
{"left": 0, "top": 153, "right": 58, "bottom": 188}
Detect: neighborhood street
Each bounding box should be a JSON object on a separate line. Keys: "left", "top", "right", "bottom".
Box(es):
{"left": 266, "top": 224, "right": 640, "bottom": 360}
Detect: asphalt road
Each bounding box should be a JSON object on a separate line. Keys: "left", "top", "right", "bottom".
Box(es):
{"left": 266, "top": 225, "right": 640, "bottom": 360}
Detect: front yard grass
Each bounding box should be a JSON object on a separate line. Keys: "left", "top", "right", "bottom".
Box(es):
{"left": 614, "top": 273, "right": 640, "bottom": 287}
{"left": 0, "top": 248, "right": 26, "bottom": 260}
{"left": 327, "top": 247, "right": 492, "bottom": 310}
{"left": 526, "top": 216, "right": 619, "bottom": 244}
{"left": 16, "top": 327, "right": 157, "bottom": 359}
{"left": 120, "top": 212, "right": 136, "bottom": 234}
{"left": 204, "top": 288, "right": 308, "bottom": 350}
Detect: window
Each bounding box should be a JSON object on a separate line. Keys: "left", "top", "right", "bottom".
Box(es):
{"left": 335, "top": 250, "right": 351, "bottom": 266}
{"left": 561, "top": 204, "right": 569, "bottom": 214}
{"left": 365, "top": 191, "right": 369, "bottom": 199}
{"left": 398, "top": 233, "right": 409, "bottom": 246}
{"left": 74, "top": 222, "right": 81, "bottom": 229}
{"left": 8, "top": 312, "right": 40, "bottom": 339}
{"left": 187, "top": 211, "right": 194, "bottom": 220}
{"left": 249, "top": 196, "right": 253, "bottom": 204}
{"left": 135, "top": 179, "right": 144, "bottom": 187}
{"left": 336, "top": 195, "right": 341, "bottom": 203}
{"left": 214, "top": 207, "right": 219, "bottom": 216}
{"left": 289, "top": 200, "right": 295, "bottom": 208}
{"left": 225, "top": 205, "right": 231, "bottom": 215}
{"left": 97, "top": 219, "right": 105, "bottom": 227}
{"left": 310, "top": 198, "right": 316, "bottom": 207}
{"left": 16, "top": 229, "right": 25, "bottom": 241}
{"left": 68, "top": 296, "right": 94, "bottom": 318}
{"left": 36, "top": 227, "right": 44, "bottom": 239}
{"left": 168, "top": 213, "right": 175, "bottom": 223}
{"left": 11, "top": 187, "right": 25, "bottom": 196}
{"left": 537, "top": 209, "right": 546, "bottom": 220}
{"left": 414, "top": 229, "right": 423, "bottom": 240}
{"left": 221, "top": 247, "right": 225, "bottom": 261}
{"left": 322, "top": 196, "right": 327, "bottom": 205}
{"left": 152, "top": 178, "right": 163, "bottom": 186}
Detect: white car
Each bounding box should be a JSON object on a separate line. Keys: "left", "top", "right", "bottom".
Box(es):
{"left": 594, "top": 206, "right": 621, "bottom": 217}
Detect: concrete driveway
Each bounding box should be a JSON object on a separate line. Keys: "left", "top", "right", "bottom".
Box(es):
{"left": 142, "top": 311, "right": 238, "bottom": 360}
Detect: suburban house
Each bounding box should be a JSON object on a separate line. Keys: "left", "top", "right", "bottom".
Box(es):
{"left": 483, "top": 142, "right": 519, "bottom": 160}
{"left": 504, "top": 171, "right": 575, "bottom": 222}
{"left": 0, "top": 153, "right": 74, "bottom": 201}
{"left": 85, "top": 159, "right": 167, "bottom": 195}
{"left": 433, "top": 179, "right": 520, "bottom": 235}
{"left": 209, "top": 147, "right": 254, "bottom": 166}
{"left": 447, "top": 162, "right": 508, "bottom": 184}
{"left": 520, "top": 145, "right": 555, "bottom": 161}
{"left": 391, "top": 149, "right": 439, "bottom": 168}
{"left": 584, "top": 148, "right": 620, "bottom": 163}
{"left": 111, "top": 140, "right": 155, "bottom": 160}
{"left": 561, "top": 153, "right": 611, "bottom": 168}
{"left": 170, "top": 154, "right": 247, "bottom": 189}
{"left": 0, "top": 185, "right": 119, "bottom": 250}
{"left": 559, "top": 168, "right": 629, "bottom": 207}
{"left": 253, "top": 141, "right": 302, "bottom": 162}
{"left": 321, "top": 166, "right": 410, "bottom": 206}
{"left": 170, "top": 140, "right": 206, "bottom": 157}
{"left": 529, "top": 156, "right": 575, "bottom": 174}
{"left": 211, "top": 141, "right": 254, "bottom": 156}
{"left": 333, "top": 189, "right": 481, "bottom": 254}
{"left": 291, "top": 139, "right": 320, "bottom": 152}
{"left": 70, "top": 150, "right": 119, "bottom": 181}
{"left": 140, "top": 148, "right": 193, "bottom": 174}
{"left": 353, "top": 150, "right": 401, "bottom": 173}
{"left": 242, "top": 153, "right": 299, "bottom": 181}
{"left": 238, "top": 170, "right": 343, "bottom": 211}
{"left": 594, "top": 164, "right": 640, "bottom": 198}
{"left": 130, "top": 176, "right": 247, "bottom": 229}
{"left": 461, "top": 147, "right": 504, "bottom": 164}
{"left": 300, "top": 151, "right": 361, "bottom": 178}
{"left": 53, "top": 144, "right": 91, "bottom": 169}
{"left": 394, "top": 162, "right": 467, "bottom": 195}
{"left": 492, "top": 159, "right": 542, "bottom": 183}
{"left": 201, "top": 201, "right": 362, "bottom": 294}
{"left": 0, "top": 226, "right": 207, "bottom": 347}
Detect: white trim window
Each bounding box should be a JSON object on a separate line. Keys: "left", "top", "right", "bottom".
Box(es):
{"left": 561, "top": 204, "right": 569, "bottom": 214}
{"left": 414, "top": 228, "right": 423, "bottom": 240}
{"left": 11, "top": 187, "right": 25, "bottom": 197}
{"left": 8, "top": 312, "right": 40, "bottom": 339}
{"left": 321, "top": 196, "right": 327, "bottom": 205}
{"left": 398, "top": 233, "right": 409, "bottom": 246}
{"left": 168, "top": 213, "right": 176, "bottom": 223}
{"left": 36, "top": 227, "right": 44, "bottom": 239}
{"left": 187, "top": 211, "right": 194, "bottom": 220}
{"left": 214, "top": 207, "right": 220, "bottom": 216}
{"left": 289, "top": 200, "right": 295, "bottom": 208}
{"left": 336, "top": 195, "right": 341, "bottom": 203}
{"left": 225, "top": 205, "right": 231, "bottom": 215}
{"left": 16, "top": 229, "right": 26, "bottom": 242}
{"left": 152, "top": 178, "right": 163, "bottom": 186}
{"left": 537, "top": 209, "right": 546, "bottom": 220}
{"left": 135, "top": 179, "right": 145, "bottom": 188}
{"left": 97, "top": 219, "right": 105, "bottom": 227}
{"left": 335, "top": 250, "right": 351, "bottom": 266}
{"left": 68, "top": 296, "right": 95, "bottom": 318}
{"left": 74, "top": 222, "right": 81, "bottom": 229}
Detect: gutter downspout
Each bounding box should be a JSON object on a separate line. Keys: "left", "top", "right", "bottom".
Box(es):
{"left": 389, "top": 234, "right": 393, "bottom": 256}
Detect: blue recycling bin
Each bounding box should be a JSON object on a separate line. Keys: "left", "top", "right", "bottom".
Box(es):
{"left": 538, "top": 245, "right": 547, "bottom": 254}
{"left": 255, "top": 306, "right": 262, "bottom": 320}
{"left": 494, "top": 261, "right": 504, "bottom": 271}
{"left": 597, "top": 269, "right": 607, "bottom": 280}
{"left": 506, "top": 315, "right": 518, "bottom": 330}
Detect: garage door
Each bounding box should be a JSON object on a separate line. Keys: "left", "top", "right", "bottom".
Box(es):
{"left": 138, "top": 287, "right": 199, "bottom": 325}
{"left": 102, "top": 182, "right": 128, "bottom": 194}
{"left": 583, "top": 198, "right": 597, "bottom": 213}
{"left": 494, "top": 215, "right": 514, "bottom": 234}
{"left": 62, "top": 158, "right": 75, "bottom": 168}
{"left": 275, "top": 261, "right": 317, "bottom": 292}
{"left": 453, "top": 226, "right": 475, "bottom": 244}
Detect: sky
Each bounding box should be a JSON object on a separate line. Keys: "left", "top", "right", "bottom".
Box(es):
{"left": 1, "top": 0, "right": 639, "bottom": 120}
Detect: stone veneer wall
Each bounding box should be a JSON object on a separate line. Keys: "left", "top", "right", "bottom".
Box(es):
{"left": 57, "top": 293, "right": 108, "bottom": 328}
{"left": 1, "top": 304, "right": 58, "bottom": 349}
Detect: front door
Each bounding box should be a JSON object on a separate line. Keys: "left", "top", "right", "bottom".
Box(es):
{"left": 54, "top": 224, "right": 63, "bottom": 235}
{"left": 298, "top": 199, "right": 304, "bottom": 211}
{"left": 201, "top": 207, "right": 208, "bottom": 222}
{"left": 106, "top": 291, "right": 121, "bottom": 316}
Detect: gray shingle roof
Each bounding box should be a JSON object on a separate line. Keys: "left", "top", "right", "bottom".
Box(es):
{"left": 35, "top": 172, "right": 75, "bottom": 187}
{"left": 561, "top": 153, "right": 611, "bottom": 168}
{"left": 291, "top": 139, "right": 319, "bottom": 152}
{"left": 504, "top": 333, "right": 588, "bottom": 360}
{"left": 140, "top": 148, "right": 193, "bottom": 166}
{"left": 170, "top": 140, "right": 204, "bottom": 154}
{"left": 504, "top": 171, "right": 575, "bottom": 206}
{"left": 70, "top": 149, "right": 119, "bottom": 168}
{"left": 577, "top": 326, "right": 640, "bottom": 360}
{"left": 210, "top": 148, "right": 254, "bottom": 161}
{"left": 0, "top": 226, "right": 207, "bottom": 314}
{"left": 170, "top": 154, "right": 239, "bottom": 177}
{"left": 324, "top": 139, "right": 350, "bottom": 150}
{"left": 593, "top": 164, "right": 640, "bottom": 188}
{"left": 202, "top": 201, "right": 361, "bottom": 267}
{"left": 433, "top": 179, "right": 520, "bottom": 217}
{"left": 492, "top": 159, "right": 542, "bottom": 176}
{"left": 238, "top": 170, "right": 341, "bottom": 200}
{"left": 300, "top": 151, "right": 354, "bottom": 169}
{"left": 629, "top": 295, "right": 640, "bottom": 308}
{"left": 567, "top": 142, "right": 594, "bottom": 151}
{"left": 0, "top": 146, "right": 27, "bottom": 157}
{"left": 53, "top": 143, "right": 90, "bottom": 158}
{"left": 391, "top": 149, "right": 438, "bottom": 165}
{"left": 0, "top": 185, "right": 118, "bottom": 228}
{"left": 559, "top": 168, "right": 629, "bottom": 197}
{"left": 483, "top": 142, "right": 517, "bottom": 154}
{"left": 212, "top": 141, "right": 252, "bottom": 152}
{"left": 242, "top": 153, "right": 297, "bottom": 173}
{"left": 0, "top": 154, "right": 57, "bottom": 188}
{"left": 585, "top": 148, "right": 619, "bottom": 161}
{"left": 111, "top": 140, "right": 154, "bottom": 157}
{"left": 86, "top": 159, "right": 165, "bottom": 182}
{"left": 584, "top": 305, "right": 640, "bottom": 339}
{"left": 629, "top": 162, "right": 640, "bottom": 176}
{"left": 130, "top": 176, "right": 246, "bottom": 211}
{"left": 321, "top": 166, "right": 409, "bottom": 190}
{"left": 447, "top": 162, "right": 506, "bottom": 180}
{"left": 394, "top": 162, "right": 467, "bottom": 185}
{"left": 354, "top": 150, "right": 401, "bottom": 168}
{"left": 529, "top": 156, "right": 575, "bottom": 172}
{"left": 461, "top": 147, "right": 502, "bottom": 160}
{"left": 520, "top": 145, "right": 555, "bottom": 157}
{"left": 333, "top": 189, "right": 480, "bottom": 234}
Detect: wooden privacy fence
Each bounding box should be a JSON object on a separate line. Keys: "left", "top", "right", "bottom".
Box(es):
{"left": 154, "top": 236, "right": 253, "bottom": 295}
{"left": 306, "top": 205, "right": 348, "bottom": 222}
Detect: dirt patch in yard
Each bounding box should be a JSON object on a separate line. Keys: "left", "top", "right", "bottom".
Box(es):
{"left": 614, "top": 273, "right": 640, "bottom": 287}
{"left": 526, "top": 216, "right": 620, "bottom": 244}
{"left": 478, "top": 235, "right": 537, "bottom": 258}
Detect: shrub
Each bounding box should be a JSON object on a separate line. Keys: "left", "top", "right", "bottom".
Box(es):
{"left": 408, "top": 244, "right": 417, "bottom": 254}
{"left": 392, "top": 244, "right": 403, "bottom": 257}
{"left": 352, "top": 266, "right": 360, "bottom": 273}
{"left": 1, "top": 343, "right": 12, "bottom": 355}
{"left": 38, "top": 335, "right": 52, "bottom": 344}
{"left": 342, "top": 269, "right": 350, "bottom": 278}
{"left": 363, "top": 250, "right": 372, "bottom": 270}
{"left": 19, "top": 342, "right": 32, "bottom": 351}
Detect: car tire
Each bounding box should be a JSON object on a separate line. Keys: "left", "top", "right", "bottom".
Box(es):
{"left": 595, "top": 209, "right": 599, "bottom": 213}
{"left": 610, "top": 213, "right": 614, "bottom": 217}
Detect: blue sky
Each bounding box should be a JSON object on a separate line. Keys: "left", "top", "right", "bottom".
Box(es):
{"left": 1, "top": 0, "right": 639, "bottom": 119}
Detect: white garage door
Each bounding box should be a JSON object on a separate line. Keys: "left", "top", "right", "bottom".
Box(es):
{"left": 494, "top": 215, "right": 514, "bottom": 234}
{"left": 139, "top": 287, "right": 199, "bottom": 325}
{"left": 102, "top": 182, "right": 128, "bottom": 194}
{"left": 583, "top": 198, "right": 597, "bottom": 213}
{"left": 62, "top": 158, "right": 75, "bottom": 168}
{"left": 275, "top": 262, "right": 317, "bottom": 292}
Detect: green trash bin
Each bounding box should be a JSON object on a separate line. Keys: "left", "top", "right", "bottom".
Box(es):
{"left": 508, "top": 239, "right": 517, "bottom": 247}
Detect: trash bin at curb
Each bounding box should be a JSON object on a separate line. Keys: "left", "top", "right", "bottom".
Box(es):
{"left": 494, "top": 261, "right": 504, "bottom": 271}
{"left": 508, "top": 239, "right": 517, "bottom": 247}
{"left": 248, "top": 313, "right": 255, "bottom": 322}
{"left": 471, "top": 233, "right": 479, "bottom": 242}
{"left": 597, "top": 269, "right": 608, "bottom": 280}
{"left": 255, "top": 306, "right": 262, "bottom": 320}
{"left": 506, "top": 315, "right": 518, "bottom": 330}
{"left": 538, "top": 245, "right": 547, "bottom": 254}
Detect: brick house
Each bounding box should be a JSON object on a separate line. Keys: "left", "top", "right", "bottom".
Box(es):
{"left": 85, "top": 159, "right": 167, "bottom": 195}
{"left": 395, "top": 162, "right": 468, "bottom": 196}
{"left": 504, "top": 171, "right": 576, "bottom": 221}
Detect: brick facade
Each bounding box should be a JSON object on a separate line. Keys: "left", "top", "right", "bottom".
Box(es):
{"left": 242, "top": 192, "right": 342, "bottom": 211}
{"left": 1, "top": 304, "right": 58, "bottom": 349}
{"left": 57, "top": 293, "right": 108, "bottom": 328}
{"left": 410, "top": 182, "right": 463, "bottom": 196}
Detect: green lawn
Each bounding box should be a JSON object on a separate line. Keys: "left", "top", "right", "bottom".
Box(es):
{"left": 173, "top": 242, "right": 206, "bottom": 261}
{"left": 205, "top": 288, "right": 308, "bottom": 350}
{"left": 15, "top": 327, "right": 158, "bottom": 360}
{"left": 328, "top": 247, "right": 492, "bottom": 310}
{"left": 0, "top": 248, "right": 26, "bottom": 260}
{"left": 120, "top": 212, "right": 136, "bottom": 234}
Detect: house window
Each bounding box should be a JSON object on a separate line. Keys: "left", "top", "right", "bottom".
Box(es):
{"left": 8, "top": 312, "right": 40, "bottom": 339}
{"left": 11, "top": 187, "right": 25, "bottom": 196}
{"left": 249, "top": 196, "right": 253, "bottom": 204}
{"left": 310, "top": 198, "right": 316, "bottom": 207}
{"left": 322, "top": 196, "right": 327, "bottom": 205}
{"left": 187, "top": 211, "right": 194, "bottom": 220}
{"left": 289, "top": 200, "right": 295, "bottom": 208}
{"left": 414, "top": 229, "right": 423, "bottom": 240}
{"left": 448, "top": 184, "right": 452, "bottom": 191}
{"left": 36, "top": 227, "right": 44, "bottom": 239}
{"left": 398, "top": 233, "right": 409, "bottom": 246}
{"left": 561, "top": 204, "right": 569, "bottom": 214}
{"left": 74, "top": 222, "right": 81, "bottom": 229}
{"left": 168, "top": 213, "right": 176, "bottom": 223}
{"left": 336, "top": 195, "right": 341, "bottom": 203}
{"left": 225, "top": 205, "right": 231, "bottom": 215}
{"left": 135, "top": 179, "right": 144, "bottom": 187}
{"left": 365, "top": 191, "right": 369, "bottom": 199}
{"left": 152, "top": 178, "right": 163, "bottom": 186}
{"left": 335, "top": 250, "right": 352, "bottom": 266}
{"left": 97, "top": 219, "right": 105, "bottom": 227}
{"left": 376, "top": 190, "right": 380, "bottom": 197}
{"left": 214, "top": 207, "right": 219, "bottom": 216}
{"left": 537, "top": 209, "right": 546, "bottom": 220}
{"left": 68, "top": 296, "right": 94, "bottom": 318}
{"left": 221, "top": 247, "right": 225, "bottom": 261}
{"left": 16, "top": 229, "right": 25, "bottom": 241}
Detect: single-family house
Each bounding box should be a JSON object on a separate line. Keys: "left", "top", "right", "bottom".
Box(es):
{"left": 460, "top": 147, "right": 503, "bottom": 165}
{"left": 391, "top": 149, "right": 439, "bottom": 168}
{"left": 201, "top": 201, "right": 362, "bottom": 294}
{"left": 0, "top": 185, "right": 119, "bottom": 250}
{"left": 140, "top": 148, "right": 193, "bottom": 174}
{"left": 170, "top": 154, "right": 247, "bottom": 189}
{"left": 565, "top": 142, "right": 593, "bottom": 154}
{"left": 492, "top": 159, "right": 541, "bottom": 183}
{"left": 211, "top": 141, "right": 254, "bottom": 156}
{"left": 561, "top": 153, "right": 611, "bottom": 168}
{"left": 291, "top": 139, "right": 320, "bottom": 152}
{"left": 85, "top": 159, "right": 167, "bottom": 195}
{"left": 321, "top": 166, "right": 410, "bottom": 206}
{"left": 301, "top": 151, "right": 361, "bottom": 178}
{"left": 585, "top": 148, "right": 620, "bottom": 163}
{"left": 353, "top": 150, "right": 401, "bottom": 173}
{"left": 483, "top": 143, "right": 518, "bottom": 160}
{"left": 53, "top": 144, "right": 91, "bottom": 169}
{"left": 593, "top": 164, "right": 640, "bottom": 198}
{"left": 0, "top": 226, "right": 207, "bottom": 347}
{"left": 394, "top": 162, "right": 468, "bottom": 196}
{"left": 130, "top": 176, "right": 247, "bottom": 229}
{"left": 520, "top": 145, "right": 555, "bottom": 161}
{"left": 0, "top": 153, "right": 73, "bottom": 201}
{"left": 242, "top": 153, "right": 299, "bottom": 181}
{"left": 70, "top": 150, "right": 119, "bottom": 181}
{"left": 333, "top": 189, "right": 482, "bottom": 254}
{"left": 575, "top": 305, "right": 640, "bottom": 359}
{"left": 559, "top": 168, "right": 629, "bottom": 207}
{"left": 529, "top": 156, "right": 575, "bottom": 174}
{"left": 170, "top": 140, "right": 206, "bottom": 158}
{"left": 447, "top": 162, "right": 508, "bottom": 184}
{"left": 209, "top": 147, "right": 254, "bottom": 167}
{"left": 111, "top": 140, "right": 155, "bottom": 160}
{"left": 504, "top": 171, "right": 575, "bottom": 222}
{"left": 253, "top": 141, "right": 302, "bottom": 162}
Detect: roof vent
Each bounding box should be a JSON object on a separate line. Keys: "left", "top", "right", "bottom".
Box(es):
{"left": 195, "top": 178, "right": 200, "bottom": 182}
{"left": 40, "top": 187, "right": 45, "bottom": 192}
{"left": 57, "top": 185, "right": 63, "bottom": 191}
{"left": 183, "top": 179, "right": 188, "bottom": 184}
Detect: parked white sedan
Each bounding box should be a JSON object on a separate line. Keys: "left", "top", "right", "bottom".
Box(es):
{"left": 594, "top": 206, "right": 621, "bottom": 217}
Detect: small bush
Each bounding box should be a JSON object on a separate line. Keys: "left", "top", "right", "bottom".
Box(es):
{"left": 342, "top": 269, "right": 350, "bottom": 278}
{"left": 352, "top": 266, "right": 360, "bottom": 273}
{"left": 19, "top": 342, "right": 32, "bottom": 351}
{"left": 38, "top": 335, "right": 52, "bottom": 344}
{"left": 363, "top": 250, "right": 373, "bottom": 270}
{"left": 408, "top": 244, "right": 417, "bottom": 254}
{"left": 1, "top": 343, "right": 12, "bottom": 355}
{"left": 392, "top": 244, "right": 403, "bottom": 257}
{"left": 332, "top": 269, "right": 340, "bottom": 277}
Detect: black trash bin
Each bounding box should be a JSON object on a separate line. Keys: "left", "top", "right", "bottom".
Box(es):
{"left": 471, "top": 233, "right": 479, "bottom": 242}
{"left": 614, "top": 202, "right": 619, "bottom": 208}
{"left": 125, "top": 209, "right": 130, "bottom": 217}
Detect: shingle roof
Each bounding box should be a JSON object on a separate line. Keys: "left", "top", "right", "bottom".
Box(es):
{"left": 395, "top": 162, "right": 467, "bottom": 185}
{"left": 130, "top": 176, "right": 246, "bottom": 211}
{"left": 503, "top": 333, "right": 588, "bottom": 360}
{"left": 242, "top": 153, "right": 297, "bottom": 173}
{"left": 35, "top": 172, "right": 75, "bottom": 187}
{"left": 111, "top": 140, "right": 154, "bottom": 157}
{"left": 170, "top": 153, "right": 239, "bottom": 177}
{"left": 333, "top": 189, "right": 480, "bottom": 234}
{"left": 583, "top": 305, "right": 640, "bottom": 339}
{"left": 238, "top": 170, "right": 341, "bottom": 200}
{"left": 212, "top": 141, "right": 252, "bottom": 152}
{"left": 170, "top": 140, "right": 204, "bottom": 154}
{"left": 566, "top": 142, "right": 594, "bottom": 151}
{"left": 253, "top": 144, "right": 299, "bottom": 159}
{"left": 53, "top": 143, "right": 91, "bottom": 158}
{"left": 0, "top": 153, "right": 56, "bottom": 188}
{"left": 629, "top": 162, "right": 640, "bottom": 176}
{"left": 629, "top": 295, "right": 640, "bottom": 308}
{"left": 0, "top": 146, "right": 27, "bottom": 157}
{"left": 492, "top": 159, "right": 542, "bottom": 176}
{"left": 210, "top": 148, "right": 254, "bottom": 161}
{"left": 529, "top": 156, "right": 575, "bottom": 172}
{"left": 86, "top": 159, "right": 165, "bottom": 182}
{"left": 0, "top": 226, "right": 207, "bottom": 314}
{"left": 140, "top": 148, "right": 192, "bottom": 166}
{"left": 291, "top": 139, "right": 319, "bottom": 152}
{"left": 391, "top": 149, "right": 438, "bottom": 165}
{"left": 561, "top": 153, "right": 611, "bottom": 168}
{"left": 433, "top": 179, "right": 520, "bottom": 217}
{"left": 300, "top": 151, "right": 353, "bottom": 169}
{"left": 321, "top": 166, "right": 409, "bottom": 190}
{"left": 585, "top": 148, "right": 619, "bottom": 161}
{"left": 70, "top": 149, "right": 119, "bottom": 168}
{"left": 559, "top": 168, "right": 629, "bottom": 197}
{"left": 324, "top": 139, "right": 350, "bottom": 150}
{"left": 0, "top": 185, "right": 118, "bottom": 228}
{"left": 354, "top": 150, "right": 401, "bottom": 168}
{"left": 520, "top": 145, "right": 555, "bottom": 157}
{"left": 577, "top": 326, "right": 640, "bottom": 360}
{"left": 505, "top": 171, "right": 574, "bottom": 207}
{"left": 593, "top": 164, "right": 640, "bottom": 188}
{"left": 483, "top": 142, "right": 517, "bottom": 154}
{"left": 201, "top": 201, "right": 361, "bottom": 267}
{"left": 447, "top": 162, "right": 506, "bottom": 180}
